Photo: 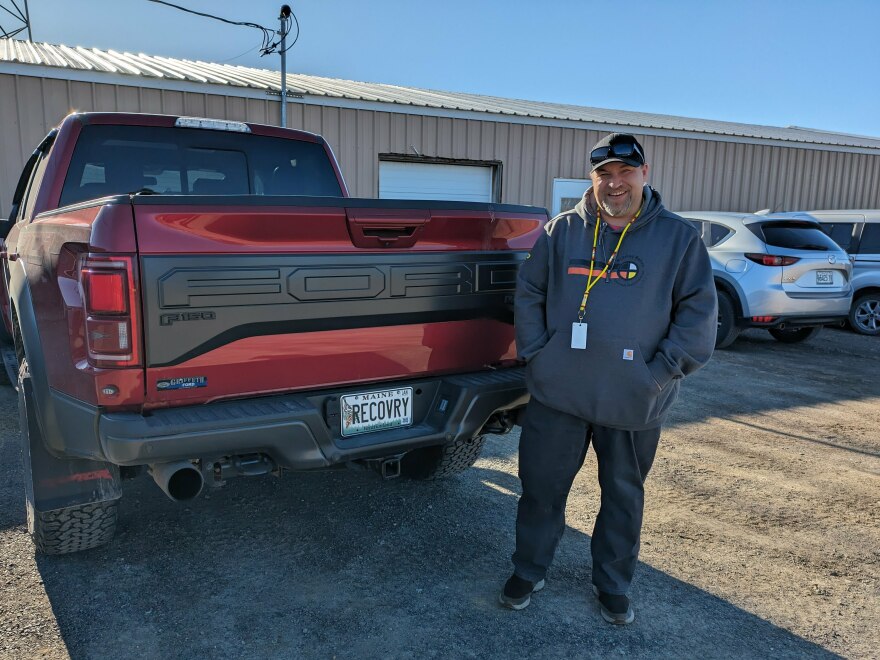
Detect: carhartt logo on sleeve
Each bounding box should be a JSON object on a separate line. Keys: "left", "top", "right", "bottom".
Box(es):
{"left": 622, "top": 349, "right": 634, "bottom": 360}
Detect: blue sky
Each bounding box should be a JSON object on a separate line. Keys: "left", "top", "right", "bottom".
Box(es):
{"left": 21, "top": 0, "right": 880, "bottom": 137}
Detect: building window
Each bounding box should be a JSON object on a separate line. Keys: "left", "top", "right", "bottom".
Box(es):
{"left": 552, "top": 178, "right": 591, "bottom": 216}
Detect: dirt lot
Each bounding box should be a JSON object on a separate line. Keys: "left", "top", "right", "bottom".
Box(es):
{"left": 0, "top": 327, "right": 878, "bottom": 659}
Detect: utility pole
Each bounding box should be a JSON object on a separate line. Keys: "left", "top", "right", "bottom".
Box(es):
{"left": 0, "top": 0, "right": 32, "bottom": 40}
{"left": 278, "top": 4, "right": 291, "bottom": 128}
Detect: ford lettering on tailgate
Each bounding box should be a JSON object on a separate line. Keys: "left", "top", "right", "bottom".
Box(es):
{"left": 142, "top": 252, "right": 523, "bottom": 367}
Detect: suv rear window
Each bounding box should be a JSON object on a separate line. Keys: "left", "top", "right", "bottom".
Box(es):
{"left": 60, "top": 124, "right": 343, "bottom": 207}
{"left": 747, "top": 221, "right": 841, "bottom": 251}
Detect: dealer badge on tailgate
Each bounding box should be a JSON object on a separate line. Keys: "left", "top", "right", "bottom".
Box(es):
{"left": 341, "top": 387, "right": 413, "bottom": 437}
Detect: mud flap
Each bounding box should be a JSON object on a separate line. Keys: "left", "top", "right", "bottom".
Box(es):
{"left": 19, "top": 368, "right": 121, "bottom": 513}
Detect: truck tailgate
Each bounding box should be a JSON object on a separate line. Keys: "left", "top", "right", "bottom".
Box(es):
{"left": 132, "top": 196, "right": 544, "bottom": 408}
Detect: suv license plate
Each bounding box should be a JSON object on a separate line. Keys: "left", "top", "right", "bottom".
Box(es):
{"left": 340, "top": 387, "right": 413, "bottom": 437}
{"left": 816, "top": 270, "right": 834, "bottom": 285}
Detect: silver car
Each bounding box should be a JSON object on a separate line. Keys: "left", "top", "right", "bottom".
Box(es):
{"left": 678, "top": 212, "right": 852, "bottom": 348}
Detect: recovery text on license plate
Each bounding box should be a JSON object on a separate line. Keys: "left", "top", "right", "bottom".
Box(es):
{"left": 340, "top": 387, "right": 413, "bottom": 437}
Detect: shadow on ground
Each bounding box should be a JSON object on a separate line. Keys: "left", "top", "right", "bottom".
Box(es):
{"left": 26, "top": 462, "right": 838, "bottom": 659}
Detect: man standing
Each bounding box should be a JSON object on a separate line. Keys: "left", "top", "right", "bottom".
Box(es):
{"left": 499, "top": 133, "right": 717, "bottom": 624}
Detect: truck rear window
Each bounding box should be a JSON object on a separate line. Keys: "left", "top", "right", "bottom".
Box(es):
{"left": 59, "top": 124, "right": 343, "bottom": 207}
{"left": 747, "top": 221, "right": 841, "bottom": 251}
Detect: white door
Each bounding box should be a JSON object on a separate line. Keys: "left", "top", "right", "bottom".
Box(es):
{"left": 379, "top": 161, "right": 493, "bottom": 202}
{"left": 551, "top": 178, "right": 592, "bottom": 216}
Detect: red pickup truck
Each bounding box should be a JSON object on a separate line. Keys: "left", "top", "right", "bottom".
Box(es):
{"left": 0, "top": 113, "right": 545, "bottom": 555}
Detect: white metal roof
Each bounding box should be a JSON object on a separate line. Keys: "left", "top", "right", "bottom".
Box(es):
{"left": 3, "top": 37, "right": 880, "bottom": 151}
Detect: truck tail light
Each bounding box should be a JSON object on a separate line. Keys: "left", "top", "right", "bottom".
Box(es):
{"left": 78, "top": 255, "right": 141, "bottom": 367}
{"left": 744, "top": 253, "right": 800, "bottom": 267}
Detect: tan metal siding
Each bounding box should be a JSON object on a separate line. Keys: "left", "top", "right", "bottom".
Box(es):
{"left": 1, "top": 73, "right": 879, "bottom": 219}
{"left": 0, "top": 74, "right": 20, "bottom": 215}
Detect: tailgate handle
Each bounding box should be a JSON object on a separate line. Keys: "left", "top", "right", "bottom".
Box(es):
{"left": 362, "top": 225, "right": 417, "bottom": 240}
{"left": 346, "top": 212, "right": 430, "bottom": 248}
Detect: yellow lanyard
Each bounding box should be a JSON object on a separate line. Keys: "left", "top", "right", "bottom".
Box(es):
{"left": 577, "top": 204, "right": 642, "bottom": 322}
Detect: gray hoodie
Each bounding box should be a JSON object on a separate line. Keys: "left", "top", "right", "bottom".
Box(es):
{"left": 516, "top": 186, "right": 717, "bottom": 430}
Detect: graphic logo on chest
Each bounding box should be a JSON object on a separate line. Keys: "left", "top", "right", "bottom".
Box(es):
{"left": 567, "top": 255, "right": 643, "bottom": 286}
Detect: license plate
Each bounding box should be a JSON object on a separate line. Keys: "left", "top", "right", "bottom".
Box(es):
{"left": 815, "top": 270, "right": 834, "bottom": 285}
{"left": 340, "top": 387, "right": 413, "bottom": 437}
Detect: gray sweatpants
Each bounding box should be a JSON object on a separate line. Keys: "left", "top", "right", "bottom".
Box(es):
{"left": 512, "top": 397, "right": 661, "bottom": 595}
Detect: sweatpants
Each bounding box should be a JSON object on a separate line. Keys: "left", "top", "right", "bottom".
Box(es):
{"left": 512, "top": 397, "right": 661, "bottom": 595}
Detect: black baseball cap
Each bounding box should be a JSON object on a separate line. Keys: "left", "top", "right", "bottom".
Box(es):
{"left": 589, "top": 133, "right": 646, "bottom": 172}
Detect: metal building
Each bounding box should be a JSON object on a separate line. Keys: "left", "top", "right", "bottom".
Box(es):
{"left": 1, "top": 37, "right": 879, "bottom": 219}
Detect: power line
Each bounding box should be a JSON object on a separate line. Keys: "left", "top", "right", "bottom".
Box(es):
{"left": 145, "top": 1, "right": 301, "bottom": 58}
{"left": 146, "top": 0, "right": 276, "bottom": 55}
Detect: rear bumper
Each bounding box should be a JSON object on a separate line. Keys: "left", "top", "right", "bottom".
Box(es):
{"left": 97, "top": 368, "right": 528, "bottom": 469}
{"left": 744, "top": 314, "right": 847, "bottom": 329}
{"left": 744, "top": 286, "right": 852, "bottom": 318}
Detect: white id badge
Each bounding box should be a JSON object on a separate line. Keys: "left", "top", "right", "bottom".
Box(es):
{"left": 571, "top": 322, "right": 588, "bottom": 350}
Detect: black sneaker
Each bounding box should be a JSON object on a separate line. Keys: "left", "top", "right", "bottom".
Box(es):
{"left": 592, "top": 585, "right": 635, "bottom": 625}
{"left": 498, "top": 574, "right": 545, "bottom": 610}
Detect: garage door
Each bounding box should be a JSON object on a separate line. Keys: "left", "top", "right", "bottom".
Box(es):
{"left": 379, "top": 161, "right": 494, "bottom": 202}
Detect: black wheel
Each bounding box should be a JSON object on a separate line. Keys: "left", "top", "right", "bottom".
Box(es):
{"left": 19, "top": 359, "right": 118, "bottom": 554}
{"left": 0, "top": 343, "right": 17, "bottom": 388}
{"left": 0, "top": 312, "right": 18, "bottom": 387}
{"left": 849, "top": 293, "right": 880, "bottom": 336}
{"left": 768, "top": 326, "right": 823, "bottom": 343}
{"left": 27, "top": 500, "right": 119, "bottom": 555}
{"left": 401, "top": 434, "right": 486, "bottom": 480}
{"left": 0, "top": 314, "right": 11, "bottom": 345}
{"left": 715, "top": 292, "right": 741, "bottom": 349}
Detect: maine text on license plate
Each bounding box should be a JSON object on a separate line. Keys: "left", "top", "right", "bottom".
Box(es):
{"left": 340, "top": 387, "right": 413, "bottom": 437}
{"left": 816, "top": 270, "right": 834, "bottom": 285}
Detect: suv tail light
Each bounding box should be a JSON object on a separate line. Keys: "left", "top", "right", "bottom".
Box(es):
{"left": 78, "top": 255, "right": 141, "bottom": 367}
{"left": 744, "top": 253, "right": 800, "bottom": 267}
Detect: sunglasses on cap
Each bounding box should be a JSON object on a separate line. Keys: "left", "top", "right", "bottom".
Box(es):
{"left": 589, "top": 141, "right": 645, "bottom": 166}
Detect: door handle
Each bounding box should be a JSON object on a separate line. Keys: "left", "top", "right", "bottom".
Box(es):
{"left": 0, "top": 250, "right": 19, "bottom": 261}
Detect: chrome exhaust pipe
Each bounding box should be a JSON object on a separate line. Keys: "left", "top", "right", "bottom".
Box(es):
{"left": 149, "top": 461, "right": 204, "bottom": 501}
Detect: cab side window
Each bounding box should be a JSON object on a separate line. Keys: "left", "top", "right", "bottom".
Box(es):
{"left": 21, "top": 152, "right": 51, "bottom": 222}
{"left": 15, "top": 154, "right": 43, "bottom": 224}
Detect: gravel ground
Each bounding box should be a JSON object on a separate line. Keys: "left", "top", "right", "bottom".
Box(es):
{"left": 0, "top": 327, "right": 878, "bottom": 659}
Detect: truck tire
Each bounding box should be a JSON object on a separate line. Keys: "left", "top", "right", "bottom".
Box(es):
{"left": 0, "top": 314, "right": 11, "bottom": 345}
{"left": 19, "top": 360, "right": 118, "bottom": 554}
{"left": 715, "top": 292, "right": 741, "bottom": 349}
{"left": 27, "top": 500, "right": 119, "bottom": 555}
{"left": 402, "top": 434, "right": 486, "bottom": 480}
{"left": 769, "top": 326, "right": 823, "bottom": 343}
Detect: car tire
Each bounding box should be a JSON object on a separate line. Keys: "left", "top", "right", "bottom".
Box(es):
{"left": 19, "top": 359, "right": 118, "bottom": 555}
{"left": 401, "top": 434, "right": 486, "bottom": 480}
{"left": 849, "top": 293, "right": 880, "bottom": 336}
{"left": 715, "top": 292, "right": 741, "bottom": 349}
{"left": 769, "top": 326, "right": 823, "bottom": 343}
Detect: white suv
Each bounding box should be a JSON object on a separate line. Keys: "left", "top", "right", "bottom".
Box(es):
{"left": 799, "top": 210, "right": 880, "bottom": 336}
{"left": 678, "top": 212, "right": 853, "bottom": 348}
